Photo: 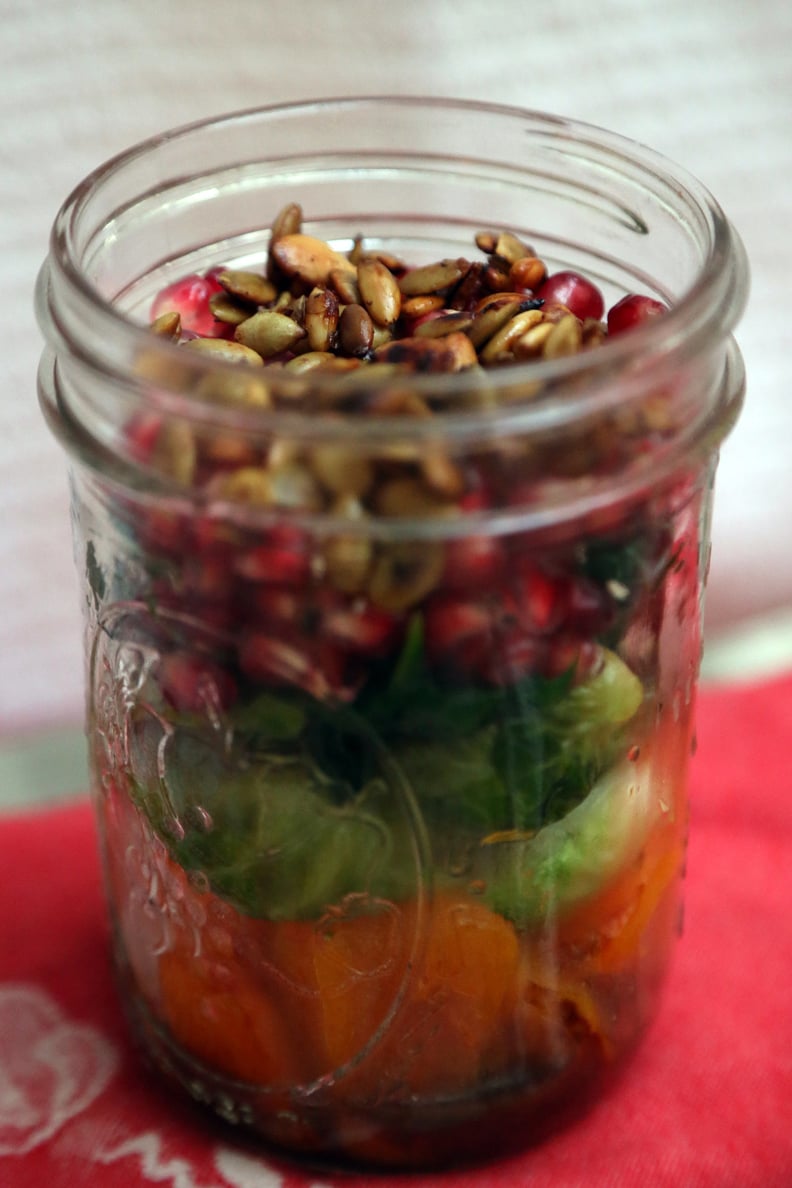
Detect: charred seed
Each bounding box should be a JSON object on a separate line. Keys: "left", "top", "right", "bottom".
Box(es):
{"left": 357, "top": 258, "right": 402, "bottom": 326}
{"left": 338, "top": 304, "right": 374, "bottom": 357}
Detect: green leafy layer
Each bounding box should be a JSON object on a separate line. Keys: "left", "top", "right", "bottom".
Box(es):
{"left": 128, "top": 616, "right": 645, "bottom": 923}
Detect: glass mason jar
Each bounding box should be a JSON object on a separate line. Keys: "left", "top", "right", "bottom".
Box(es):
{"left": 36, "top": 98, "right": 747, "bottom": 1169}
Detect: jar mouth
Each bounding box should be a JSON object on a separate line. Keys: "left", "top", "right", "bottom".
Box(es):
{"left": 38, "top": 97, "right": 747, "bottom": 442}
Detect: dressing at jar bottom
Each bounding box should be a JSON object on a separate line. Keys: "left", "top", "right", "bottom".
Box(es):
{"left": 95, "top": 698, "right": 688, "bottom": 1169}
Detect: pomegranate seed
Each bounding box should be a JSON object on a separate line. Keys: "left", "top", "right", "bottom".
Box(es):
{"left": 535, "top": 271, "right": 604, "bottom": 321}
{"left": 139, "top": 508, "right": 192, "bottom": 556}
{"left": 124, "top": 412, "right": 163, "bottom": 462}
{"left": 239, "top": 633, "right": 313, "bottom": 686}
{"left": 160, "top": 651, "right": 237, "bottom": 714}
{"left": 150, "top": 273, "right": 227, "bottom": 338}
{"left": 542, "top": 635, "right": 584, "bottom": 679}
{"left": 424, "top": 596, "right": 492, "bottom": 669}
{"left": 321, "top": 599, "right": 402, "bottom": 657}
{"left": 442, "top": 534, "right": 506, "bottom": 591}
{"left": 239, "top": 632, "right": 357, "bottom": 701}
{"left": 565, "top": 576, "right": 614, "bottom": 632}
{"left": 234, "top": 527, "right": 313, "bottom": 586}
{"left": 235, "top": 544, "right": 312, "bottom": 586}
{"left": 425, "top": 594, "right": 491, "bottom": 679}
{"left": 542, "top": 637, "right": 604, "bottom": 682}
{"left": 607, "top": 293, "right": 667, "bottom": 336}
{"left": 479, "top": 625, "right": 546, "bottom": 686}
{"left": 249, "top": 585, "right": 304, "bottom": 628}
{"left": 514, "top": 566, "right": 567, "bottom": 635}
{"left": 182, "top": 554, "right": 235, "bottom": 603}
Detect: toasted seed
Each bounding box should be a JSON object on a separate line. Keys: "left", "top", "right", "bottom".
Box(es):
{"left": 208, "top": 292, "right": 253, "bottom": 326}
{"left": 271, "top": 202, "right": 303, "bottom": 241}
{"left": 414, "top": 311, "right": 473, "bottom": 339}
{"left": 475, "top": 231, "right": 498, "bottom": 254}
{"left": 366, "top": 387, "right": 431, "bottom": 418}
{"left": 398, "top": 258, "right": 469, "bottom": 297}
{"left": 304, "top": 287, "right": 339, "bottom": 352}
{"left": 150, "top": 310, "right": 181, "bottom": 339}
{"left": 196, "top": 371, "right": 271, "bottom": 408}
{"left": 474, "top": 291, "right": 527, "bottom": 313}
{"left": 357, "top": 258, "right": 402, "bottom": 326}
{"left": 271, "top": 234, "right": 356, "bottom": 287}
{"left": 218, "top": 269, "right": 278, "bottom": 306}
{"left": 480, "top": 308, "right": 545, "bottom": 363}
{"left": 321, "top": 494, "right": 373, "bottom": 592}
{"left": 329, "top": 268, "right": 361, "bottom": 305}
{"left": 152, "top": 420, "right": 196, "bottom": 485}
{"left": 373, "top": 250, "right": 406, "bottom": 273}
{"left": 542, "top": 314, "right": 583, "bottom": 359}
{"left": 421, "top": 448, "right": 466, "bottom": 499}
{"left": 286, "top": 353, "right": 362, "bottom": 375}
{"left": 338, "top": 304, "right": 374, "bottom": 357}
{"left": 367, "top": 542, "right": 445, "bottom": 612}
{"left": 541, "top": 301, "right": 577, "bottom": 325}
{"left": 183, "top": 337, "right": 265, "bottom": 366}
{"left": 284, "top": 350, "right": 338, "bottom": 373}
{"left": 641, "top": 394, "right": 674, "bottom": 432}
{"left": 483, "top": 262, "right": 512, "bottom": 292}
{"left": 512, "top": 321, "right": 555, "bottom": 359}
{"left": 211, "top": 467, "right": 274, "bottom": 504}
{"left": 235, "top": 311, "right": 305, "bottom": 358}
{"left": 401, "top": 294, "right": 445, "bottom": 319}
{"left": 467, "top": 300, "right": 522, "bottom": 349}
{"left": 581, "top": 317, "right": 607, "bottom": 349}
{"left": 200, "top": 433, "right": 259, "bottom": 467}
{"left": 348, "top": 235, "right": 365, "bottom": 265}
{"left": 310, "top": 444, "right": 374, "bottom": 498}
{"left": 350, "top": 240, "right": 406, "bottom": 274}
{"left": 374, "top": 477, "right": 453, "bottom": 518}
{"left": 266, "top": 462, "right": 325, "bottom": 511}
{"left": 446, "top": 261, "right": 486, "bottom": 310}
{"left": 494, "top": 231, "right": 532, "bottom": 265}
{"left": 373, "top": 332, "right": 477, "bottom": 373}
{"left": 272, "top": 290, "right": 294, "bottom": 313}
{"left": 324, "top": 531, "right": 373, "bottom": 594}
{"left": 509, "top": 255, "right": 546, "bottom": 291}
{"left": 371, "top": 324, "right": 394, "bottom": 350}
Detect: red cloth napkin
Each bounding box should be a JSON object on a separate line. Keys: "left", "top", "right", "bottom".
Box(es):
{"left": 2, "top": 674, "right": 791, "bottom": 1188}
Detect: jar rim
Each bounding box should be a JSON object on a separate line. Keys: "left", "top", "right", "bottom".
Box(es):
{"left": 38, "top": 95, "right": 748, "bottom": 448}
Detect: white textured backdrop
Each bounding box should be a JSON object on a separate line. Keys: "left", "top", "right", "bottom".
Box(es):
{"left": 2, "top": 0, "right": 790, "bottom": 734}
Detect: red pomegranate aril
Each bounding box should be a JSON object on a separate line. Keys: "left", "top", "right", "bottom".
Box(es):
{"left": 321, "top": 600, "right": 403, "bottom": 657}
{"left": 249, "top": 585, "right": 304, "bottom": 628}
{"left": 150, "top": 272, "right": 228, "bottom": 338}
{"left": 425, "top": 597, "right": 491, "bottom": 660}
{"left": 607, "top": 293, "right": 668, "bottom": 336}
{"left": 124, "top": 412, "right": 163, "bottom": 462}
{"left": 160, "top": 651, "right": 237, "bottom": 714}
{"left": 514, "top": 566, "right": 567, "bottom": 635}
{"left": 234, "top": 528, "right": 313, "bottom": 586}
{"left": 535, "top": 271, "right": 604, "bottom": 322}
{"left": 181, "top": 554, "right": 235, "bottom": 603}
{"left": 239, "top": 632, "right": 356, "bottom": 701}
{"left": 565, "top": 576, "right": 614, "bottom": 632}
{"left": 442, "top": 533, "right": 506, "bottom": 591}
{"left": 239, "top": 633, "right": 313, "bottom": 686}
{"left": 541, "top": 635, "right": 601, "bottom": 681}
{"left": 479, "top": 626, "right": 546, "bottom": 686}
{"left": 139, "top": 508, "right": 192, "bottom": 556}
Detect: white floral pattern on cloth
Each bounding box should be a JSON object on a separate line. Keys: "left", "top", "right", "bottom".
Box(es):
{"left": 215, "top": 1148, "right": 332, "bottom": 1188}
{"left": 0, "top": 984, "right": 118, "bottom": 1155}
{"left": 0, "top": 983, "right": 332, "bottom": 1188}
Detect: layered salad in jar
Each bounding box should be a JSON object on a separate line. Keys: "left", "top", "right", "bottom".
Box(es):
{"left": 90, "top": 204, "right": 699, "bottom": 1167}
